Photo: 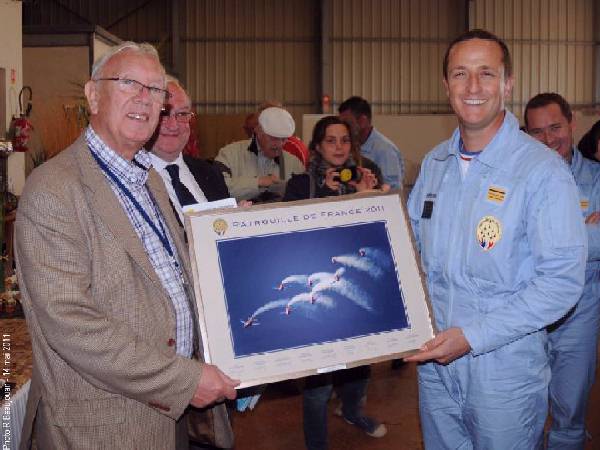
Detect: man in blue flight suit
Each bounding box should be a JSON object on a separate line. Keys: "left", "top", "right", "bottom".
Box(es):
{"left": 525, "top": 92, "right": 600, "bottom": 449}
{"left": 405, "top": 29, "right": 588, "bottom": 449}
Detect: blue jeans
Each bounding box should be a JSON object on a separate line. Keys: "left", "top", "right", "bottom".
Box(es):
{"left": 302, "top": 365, "right": 370, "bottom": 450}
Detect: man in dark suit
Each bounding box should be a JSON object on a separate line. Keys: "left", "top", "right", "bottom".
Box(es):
{"left": 149, "top": 76, "right": 230, "bottom": 225}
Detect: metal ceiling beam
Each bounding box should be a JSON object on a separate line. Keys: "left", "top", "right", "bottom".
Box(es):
{"left": 49, "top": 0, "right": 93, "bottom": 25}
{"left": 105, "top": 0, "right": 155, "bottom": 30}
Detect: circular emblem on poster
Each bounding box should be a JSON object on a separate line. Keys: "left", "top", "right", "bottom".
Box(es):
{"left": 213, "top": 218, "right": 228, "bottom": 236}
{"left": 476, "top": 215, "right": 502, "bottom": 251}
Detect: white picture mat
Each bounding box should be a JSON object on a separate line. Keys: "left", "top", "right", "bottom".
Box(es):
{"left": 186, "top": 192, "right": 434, "bottom": 388}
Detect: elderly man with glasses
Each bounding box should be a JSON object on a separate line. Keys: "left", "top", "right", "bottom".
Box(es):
{"left": 15, "top": 42, "right": 237, "bottom": 449}
{"left": 216, "top": 106, "right": 305, "bottom": 203}
{"left": 148, "top": 76, "right": 230, "bottom": 226}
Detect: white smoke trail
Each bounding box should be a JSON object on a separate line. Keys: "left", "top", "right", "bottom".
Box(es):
{"left": 286, "top": 293, "right": 335, "bottom": 317}
{"left": 253, "top": 299, "right": 290, "bottom": 317}
{"left": 307, "top": 272, "right": 334, "bottom": 287}
{"left": 280, "top": 274, "right": 309, "bottom": 287}
{"left": 312, "top": 280, "right": 335, "bottom": 294}
{"left": 312, "top": 295, "right": 335, "bottom": 309}
{"left": 307, "top": 267, "right": 345, "bottom": 287}
{"left": 358, "top": 247, "right": 393, "bottom": 270}
{"left": 288, "top": 292, "right": 314, "bottom": 307}
{"left": 332, "top": 255, "right": 384, "bottom": 279}
{"left": 312, "top": 279, "right": 373, "bottom": 311}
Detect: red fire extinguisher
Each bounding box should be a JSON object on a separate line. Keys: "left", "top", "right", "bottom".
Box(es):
{"left": 8, "top": 86, "right": 33, "bottom": 152}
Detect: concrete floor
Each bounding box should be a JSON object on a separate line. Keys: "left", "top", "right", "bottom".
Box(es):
{"left": 233, "top": 356, "right": 600, "bottom": 450}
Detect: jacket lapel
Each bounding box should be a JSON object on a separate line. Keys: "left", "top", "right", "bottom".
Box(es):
{"left": 74, "top": 138, "right": 169, "bottom": 297}
{"left": 147, "top": 169, "right": 192, "bottom": 278}
{"left": 148, "top": 167, "right": 205, "bottom": 357}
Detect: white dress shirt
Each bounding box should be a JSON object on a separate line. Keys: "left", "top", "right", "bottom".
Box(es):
{"left": 150, "top": 153, "right": 208, "bottom": 224}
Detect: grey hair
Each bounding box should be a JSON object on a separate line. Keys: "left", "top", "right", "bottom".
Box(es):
{"left": 165, "top": 75, "right": 188, "bottom": 93}
{"left": 91, "top": 41, "right": 165, "bottom": 81}
{"left": 164, "top": 75, "right": 191, "bottom": 104}
{"left": 165, "top": 74, "right": 182, "bottom": 88}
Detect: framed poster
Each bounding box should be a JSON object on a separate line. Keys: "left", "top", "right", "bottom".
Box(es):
{"left": 185, "top": 192, "right": 434, "bottom": 388}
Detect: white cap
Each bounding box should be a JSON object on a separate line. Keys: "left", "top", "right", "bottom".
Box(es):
{"left": 258, "top": 107, "right": 295, "bottom": 138}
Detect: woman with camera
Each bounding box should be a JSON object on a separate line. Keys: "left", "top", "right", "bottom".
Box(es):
{"left": 283, "top": 115, "right": 388, "bottom": 450}
{"left": 283, "top": 115, "right": 387, "bottom": 202}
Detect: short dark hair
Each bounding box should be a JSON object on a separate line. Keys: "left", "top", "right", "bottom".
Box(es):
{"left": 338, "top": 96, "right": 372, "bottom": 121}
{"left": 524, "top": 92, "right": 573, "bottom": 129}
{"left": 443, "top": 29, "right": 512, "bottom": 80}
{"left": 578, "top": 119, "right": 600, "bottom": 162}
{"left": 309, "top": 115, "right": 361, "bottom": 165}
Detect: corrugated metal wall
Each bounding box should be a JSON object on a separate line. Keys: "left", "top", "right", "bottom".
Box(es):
{"left": 183, "top": 0, "right": 319, "bottom": 121}
{"left": 469, "top": 0, "right": 595, "bottom": 114}
{"left": 327, "top": 0, "right": 466, "bottom": 114}
{"left": 108, "top": 0, "right": 172, "bottom": 66}
{"left": 23, "top": 0, "right": 173, "bottom": 71}
{"left": 24, "top": 0, "right": 154, "bottom": 27}
{"left": 21, "top": 0, "right": 600, "bottom": 117}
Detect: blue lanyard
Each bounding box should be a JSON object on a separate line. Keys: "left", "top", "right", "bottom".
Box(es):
{"left": 89, "top": 148, "right": 178, "bottom": 267}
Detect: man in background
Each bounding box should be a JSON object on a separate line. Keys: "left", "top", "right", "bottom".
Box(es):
{"left": 338, "top": 96, "right": 405, "bottom": 189}
{"left": 525, "top": 92, "right": 600, "bottom": 449}
{"left": 243, "top": 102, "right": 309, "bottom": 168}
{"left": 148, "top": 76, "right": 229, "bottom": 225}
{"left": 216, "top": 106, "right": 304, "bottom": 203}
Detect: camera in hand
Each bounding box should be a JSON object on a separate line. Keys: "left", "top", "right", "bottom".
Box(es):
{"left": 333, "top": 166, "right": 361, "bottom": 183}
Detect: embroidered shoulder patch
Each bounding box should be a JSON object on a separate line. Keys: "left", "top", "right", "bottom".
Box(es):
{"left": 476, "top": 216, "right": 502, "bottom": 251}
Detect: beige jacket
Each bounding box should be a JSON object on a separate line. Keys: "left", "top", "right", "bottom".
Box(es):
{"left": 215, "top": 138, "right": 305, "bottom": 201}
{"left": 15, "top": 135, "right": 233, "bottom": 449}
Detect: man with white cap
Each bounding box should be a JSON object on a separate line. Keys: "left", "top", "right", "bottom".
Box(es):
{"left": 216, "top": 107, "right": 305, "bottom": 203}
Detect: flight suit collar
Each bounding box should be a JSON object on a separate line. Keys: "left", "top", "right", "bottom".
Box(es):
{"left": 570, "top": 146, "right": 584, "bottom": 176}
{"left": 438, "top": 111, "right": 520, "bottom": 170}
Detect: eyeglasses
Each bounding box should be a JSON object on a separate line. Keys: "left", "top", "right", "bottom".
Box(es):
{"left": 159, "top": 109, "right": 196, "bottom": 123}
{"left": 93, "top": 78, "right": 170, "bottom": 103}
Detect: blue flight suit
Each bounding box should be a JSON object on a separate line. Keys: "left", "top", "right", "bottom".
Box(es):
{"left": 547, "top": 148, "right": 600, "bottom": 449}
{"left": 407, "top": 112, "right": 587, "bottom": 450}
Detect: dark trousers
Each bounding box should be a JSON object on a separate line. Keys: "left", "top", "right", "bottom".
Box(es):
{"left": 302, "top": 365, "right": 370, "bottom": 450}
